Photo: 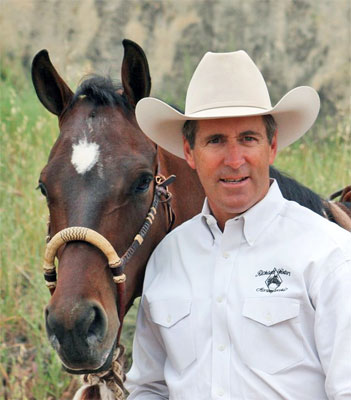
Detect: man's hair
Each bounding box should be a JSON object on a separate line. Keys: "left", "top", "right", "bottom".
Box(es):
{"left": 263, "top": 115, "right": 277, "bottom": 144}
{"left": 182, "top": 115, "right": 277, "bottom": 148}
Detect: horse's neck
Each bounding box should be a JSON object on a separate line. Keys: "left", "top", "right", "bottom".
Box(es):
{"left": 158, "top": 147, "right": 205, "bottom": 227}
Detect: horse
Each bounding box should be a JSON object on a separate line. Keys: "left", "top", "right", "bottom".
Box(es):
{"left": 32, "top": 39, "right": 204, "bottom": 399}
{"left": 32, "top": 39, "right": 351, "bottom": 399}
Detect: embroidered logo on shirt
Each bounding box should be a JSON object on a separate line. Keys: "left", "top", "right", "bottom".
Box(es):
{"left": 255, "top": 268, "right": 290, "bottom": 293}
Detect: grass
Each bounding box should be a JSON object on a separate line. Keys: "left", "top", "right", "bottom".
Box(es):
{"left": 0, "top": 65, "right": 79, "bottom": 399}
{"left": 1, "top": 62, "right": 350, "bottom": 399}
{"left": 275, "top": 115, "right": 351, "bottom": 197}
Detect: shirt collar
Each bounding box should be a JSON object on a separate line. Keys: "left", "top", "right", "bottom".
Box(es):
{"left": 201, "top": 179, "right": 286, "bottom": 246}
{"left": 201, "top": 199, "right": 219, "bottom": 243}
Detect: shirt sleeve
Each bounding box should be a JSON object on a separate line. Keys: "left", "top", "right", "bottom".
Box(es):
{"left": 125, "top": 294, "right": 169, "bottom": 400}
{"left": 313, "top": 260, "right": 351, "bottom": 399}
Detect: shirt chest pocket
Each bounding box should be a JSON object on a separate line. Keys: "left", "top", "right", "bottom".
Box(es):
{"left": 241, "top": 298, "right": 304, "bottom": 374}
{"left": 149, "top": 298, "right": 196, "bottom": 374}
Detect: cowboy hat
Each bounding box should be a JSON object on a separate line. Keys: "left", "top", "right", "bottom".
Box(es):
{"left": 135, "top": 50, "right": 320, "bottom": 159}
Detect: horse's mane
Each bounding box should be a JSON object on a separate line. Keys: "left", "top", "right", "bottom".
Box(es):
{"left": 70, "top": 75, "right": 132, "bottom": 112}
{"left": 270, "top": 166, "right": 325, "bottom": 217}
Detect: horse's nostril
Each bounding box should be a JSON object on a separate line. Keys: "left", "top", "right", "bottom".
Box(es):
{"left": 49, "top": 333, "right": 60, "bottom": 351}
{"left": 87, "top": 306, "right": 107, "bottom": 345}
{"left": 46, "top": 305, "right": 63, "bottom": 340}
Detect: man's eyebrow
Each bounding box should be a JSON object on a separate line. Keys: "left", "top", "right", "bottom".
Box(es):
{"left": 239, "top": 130, "right": 263, "bottom": 137}
{"left": 203, "top": 133, "right": 225, "bottom": 141}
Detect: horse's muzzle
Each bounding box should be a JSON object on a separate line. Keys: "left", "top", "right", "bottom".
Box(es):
{"left": 45, "top": 299, "right": 115, "bottom": 372}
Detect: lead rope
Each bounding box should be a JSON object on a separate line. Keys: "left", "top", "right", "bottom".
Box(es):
{"left": 83, "top": 344, "right": 126, "bottom": 399}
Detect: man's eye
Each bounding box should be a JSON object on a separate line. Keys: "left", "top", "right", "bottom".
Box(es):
{"left": 243, "top": 136, "right": 257, "bottom": 142}
{"left": 208, "top": 136, "right": 221, "bottom": 144}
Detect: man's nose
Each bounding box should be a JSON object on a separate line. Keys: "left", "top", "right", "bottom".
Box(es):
{"left": 223, "top": 143, "right": 245, "bottom": 169}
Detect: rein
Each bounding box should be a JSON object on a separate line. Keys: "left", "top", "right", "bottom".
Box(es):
{"left": 43, "top": 174, "right": 176, "bottom": 341}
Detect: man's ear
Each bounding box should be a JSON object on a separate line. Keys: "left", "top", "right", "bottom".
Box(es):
{"left": 183, "top": 137, "right": 196, "bottom": 170}
{"left": 269, "top": 130, "right": 278, "bottom": 165}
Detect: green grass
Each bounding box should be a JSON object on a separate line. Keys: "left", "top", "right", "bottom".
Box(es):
{"left": 1, "top": 63, "right": 350, "bottom": 399}
{"left": 0, "top": 66, "right": 78, "bottom": 399}
{"left": 274, "top": 116, "right": 351, "bottom": 196}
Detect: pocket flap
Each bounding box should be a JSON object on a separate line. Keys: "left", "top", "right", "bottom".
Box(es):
{"left": 149, "top": 298, "right": 191, "bottom": 328}
{"left": 242, "top": 298, "right": 300, "bottom": 326}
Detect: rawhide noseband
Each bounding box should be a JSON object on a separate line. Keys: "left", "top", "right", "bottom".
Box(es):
{"left": 43, "top": 174, "right": 176, "bottom": 343}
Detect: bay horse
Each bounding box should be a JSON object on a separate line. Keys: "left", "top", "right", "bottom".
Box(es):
{"left": 32, "top": 39, "right": 204, "bottom": 399}
{"left": 32, "top": 40, "right": 351, "bottom": 399}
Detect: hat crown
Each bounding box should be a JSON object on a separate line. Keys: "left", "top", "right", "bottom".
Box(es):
{"left": 185, "top": 50, "right": 272, "bottom": 115}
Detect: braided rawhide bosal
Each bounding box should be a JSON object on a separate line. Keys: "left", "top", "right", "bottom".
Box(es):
{"left": 43, "top": 226, "right": 125, "bottom": 296}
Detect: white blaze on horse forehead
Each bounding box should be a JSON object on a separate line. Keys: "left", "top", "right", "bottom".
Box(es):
{"left": 71, "top": 138, "right": 100, "bottom": 175}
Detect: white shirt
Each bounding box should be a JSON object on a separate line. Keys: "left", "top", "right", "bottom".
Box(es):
{"left": 126, "top": 180, "right": 351, "bottom": 400}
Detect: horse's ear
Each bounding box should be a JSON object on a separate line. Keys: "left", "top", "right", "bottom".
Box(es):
{"left": 31, "top": 50, "right": 73, "bottom": 116}
{"left": 121, "top": 39, "right": 151, "bottom": 107}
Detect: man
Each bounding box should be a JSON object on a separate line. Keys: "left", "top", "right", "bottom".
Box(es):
{"left": 125, "top": 50, "right": 351, "bottom": 399}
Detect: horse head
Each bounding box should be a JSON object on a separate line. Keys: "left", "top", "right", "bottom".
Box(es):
{"left": 32, "top": 40, "right": 170, "bottom": 375}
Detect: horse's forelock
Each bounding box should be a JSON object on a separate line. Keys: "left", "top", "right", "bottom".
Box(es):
{"left": 71, "top": 75, "right": 132, "bottom": 112}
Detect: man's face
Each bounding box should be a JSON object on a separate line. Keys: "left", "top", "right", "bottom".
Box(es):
{"left": 183, "top": 116, "right": 277, "bottom": 230}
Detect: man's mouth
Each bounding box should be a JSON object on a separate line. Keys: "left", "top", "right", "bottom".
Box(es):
{"left": 220, "top": 176, "right": 248, "bottom": 183}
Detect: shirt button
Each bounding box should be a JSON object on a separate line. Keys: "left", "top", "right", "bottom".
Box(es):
{"left": 167, "top": 315, "right": 172, "bottom": 323}
{"left": 265, "top": 312, "right": 272, "bottom": 323}
{"left": 216, "top": 296, "right": 223, "bottom": 303}
{"left": 218, "top": 344, "right": 225, "bottom": 352}
{"left": 217, "top": 389, "right": 224, "bottom": 397}
{"left": 222, "top": 252, "right": 229, "bottom": 259}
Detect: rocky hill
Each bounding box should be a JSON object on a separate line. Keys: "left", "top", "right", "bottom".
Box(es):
{"left": 1, "top": 0, "right": 350, "bottom": 122}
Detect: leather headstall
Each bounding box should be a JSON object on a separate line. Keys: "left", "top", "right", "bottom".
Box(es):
{"left": 42, "top": 174, "right": 176, "bottom": 343}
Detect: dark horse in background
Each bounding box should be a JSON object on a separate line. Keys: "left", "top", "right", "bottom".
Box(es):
{"left": 32, "top": 40, "right": 351, "bottom": 399}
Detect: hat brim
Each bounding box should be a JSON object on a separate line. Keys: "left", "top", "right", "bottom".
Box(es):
{"left": 136, "top": 86, "right": 320, "bottom": 159}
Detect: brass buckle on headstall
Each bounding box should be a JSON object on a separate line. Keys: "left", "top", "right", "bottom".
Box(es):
{"left": 155, "top": 174, "right": 176, "bottom": 203}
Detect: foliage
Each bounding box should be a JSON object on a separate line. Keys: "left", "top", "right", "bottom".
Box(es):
{"left": 1, "top": 63, "right": 350, "bottom": 399}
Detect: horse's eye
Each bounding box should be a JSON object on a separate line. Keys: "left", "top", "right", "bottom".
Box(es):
{"left": 134, "top": 175, "right": 153, "bottom": 194}
{"left": 36, "top": 181, "right": 48, "bottom": 197}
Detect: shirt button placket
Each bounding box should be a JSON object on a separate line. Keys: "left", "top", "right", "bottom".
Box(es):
{"left": 211, "top": 250, "right": 232, "bottom": 400}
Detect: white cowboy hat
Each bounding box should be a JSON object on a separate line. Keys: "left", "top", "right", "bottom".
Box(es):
{"left": 136, "top": 50, "right": 320, "bottom": 159}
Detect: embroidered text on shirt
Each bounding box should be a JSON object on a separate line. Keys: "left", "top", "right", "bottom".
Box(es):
{"left": 255, "top": 267, "right": 290, "bottom": 293}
